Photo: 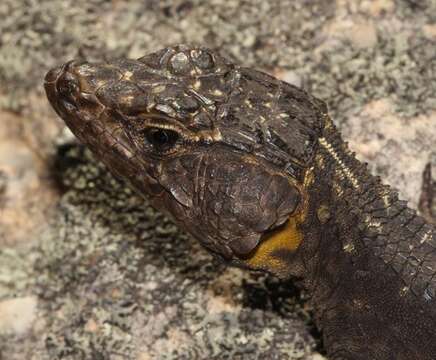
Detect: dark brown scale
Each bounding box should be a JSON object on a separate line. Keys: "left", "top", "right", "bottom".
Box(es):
{"left": 138, "top": 47, "right": 174, "bottom": 69}
{"left": 44, "top": 44, "right": 436, "bottom": 360}
{"left": 169, "top": 52, "right": 192, "bottom": 75}
{"left": 191, "top": 49, "right": 215, "bottom": 70}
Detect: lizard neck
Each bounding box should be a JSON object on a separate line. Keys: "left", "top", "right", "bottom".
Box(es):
{"left": 296, "top": 122, "right": 436, "bottom": 359}
{"left": 303, "top": 122, "right": 435, "bottom": 295}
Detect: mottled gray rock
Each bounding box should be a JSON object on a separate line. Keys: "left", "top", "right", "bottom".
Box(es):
{"left": 0, "top": 0, "right": 435, "bottom": 359}
{"left": 32, "top": 146, "right": 318, "bottom": 359}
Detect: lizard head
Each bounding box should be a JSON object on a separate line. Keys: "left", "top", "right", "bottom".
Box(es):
{"left": 45, "top": 44, "right": 328, "bottom": 276}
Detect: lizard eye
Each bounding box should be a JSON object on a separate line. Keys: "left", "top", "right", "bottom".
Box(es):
{"left": 144, "top": 127, "right": 179, "bottom": 153}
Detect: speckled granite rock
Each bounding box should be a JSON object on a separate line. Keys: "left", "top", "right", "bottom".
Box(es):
{"left": 0, "top": 0, "right": 435, "bottom": 359}
{"left": 31, "top": 146, "right": 318, "bottom": 359}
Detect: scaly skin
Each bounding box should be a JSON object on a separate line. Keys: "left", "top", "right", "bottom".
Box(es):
{"left": 44, "top": 45, "right": 436, "bottom": 359}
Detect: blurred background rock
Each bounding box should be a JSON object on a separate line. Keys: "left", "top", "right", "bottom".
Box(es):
{"left": 0, "top": 1, "right": 435, "bottom": 359}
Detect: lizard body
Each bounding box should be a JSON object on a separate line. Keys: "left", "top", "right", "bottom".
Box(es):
{"left": 44, "top": 45, "right": 436, "bottom": 359}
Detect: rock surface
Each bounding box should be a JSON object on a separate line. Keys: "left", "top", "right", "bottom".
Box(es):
{"left": 0, "top": 0, "right": 435, "bottom": 359}
{"left": 0, "top": 296, "right": 37, "bottom": 336}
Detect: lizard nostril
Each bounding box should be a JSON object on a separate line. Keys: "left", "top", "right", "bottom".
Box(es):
{"left": 56, "top": 70, "right": 80, "bottom": 104}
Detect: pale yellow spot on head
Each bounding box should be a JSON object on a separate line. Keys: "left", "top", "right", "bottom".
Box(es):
{"left": 197, "top": 128, "right": 222, "bottom": 142}
{"left": 343, "top": 243, "right": 355, "bottom": 253}
{"left": 122, "top": 95, "right": 134, "bottom": 104}
{"left": 96, "top": 79, "right": 107, "bottom": 89}
{"left": 152, "top": 85, "right": 166, "bottom": 94}
{"left": 317, "top": 204, "right": 330, "bottom": 224}
{"left": 124, "top": 71, "right": 133, "bottom": 80}
{"left": 400, "top": 286, "right": 410, "bottom": 296}
{"left": 193, "top": 80, "right": 202, "bottom": 90}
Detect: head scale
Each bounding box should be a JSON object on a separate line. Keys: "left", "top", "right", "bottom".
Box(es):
{"left": 45, "top": 44, "right": 328, "bottom": 268}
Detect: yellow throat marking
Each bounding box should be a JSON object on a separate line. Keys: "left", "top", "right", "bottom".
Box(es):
{"left": 242, "top": 170, "right": 313, "bottom": 276}
{"left": 243, "top": 215, "right": 303, "bottom": 275}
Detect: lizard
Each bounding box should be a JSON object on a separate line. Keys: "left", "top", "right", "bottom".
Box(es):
{"left": 44, "top": 44, "right": 436, "bottom": 360}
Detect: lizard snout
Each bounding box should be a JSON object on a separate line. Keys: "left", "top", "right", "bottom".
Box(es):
{"left": 45, "top": 61, "right": 83, "bottom": 118}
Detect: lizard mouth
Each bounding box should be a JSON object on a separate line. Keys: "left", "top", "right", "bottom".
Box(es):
{"left": 44, "top": 61, "right": 79, "bottom": 121}
{"left": 44, "top": 61, "right": 132, "bottom": 154}
{"left": 44, "top": 61, "right": 136, "bottom": 176}
{"left": 44, "top": 61, "right": 108, "bottom": 138}
{"left": 44, "top": 61, "right": 166, "bottom": 201}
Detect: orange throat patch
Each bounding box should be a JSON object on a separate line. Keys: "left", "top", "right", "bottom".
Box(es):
{"left": 242, "top": 215, "right": 304, "bottom": 277}
{"left": 240, "top": 168, "right": 312, "bottom": 277}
